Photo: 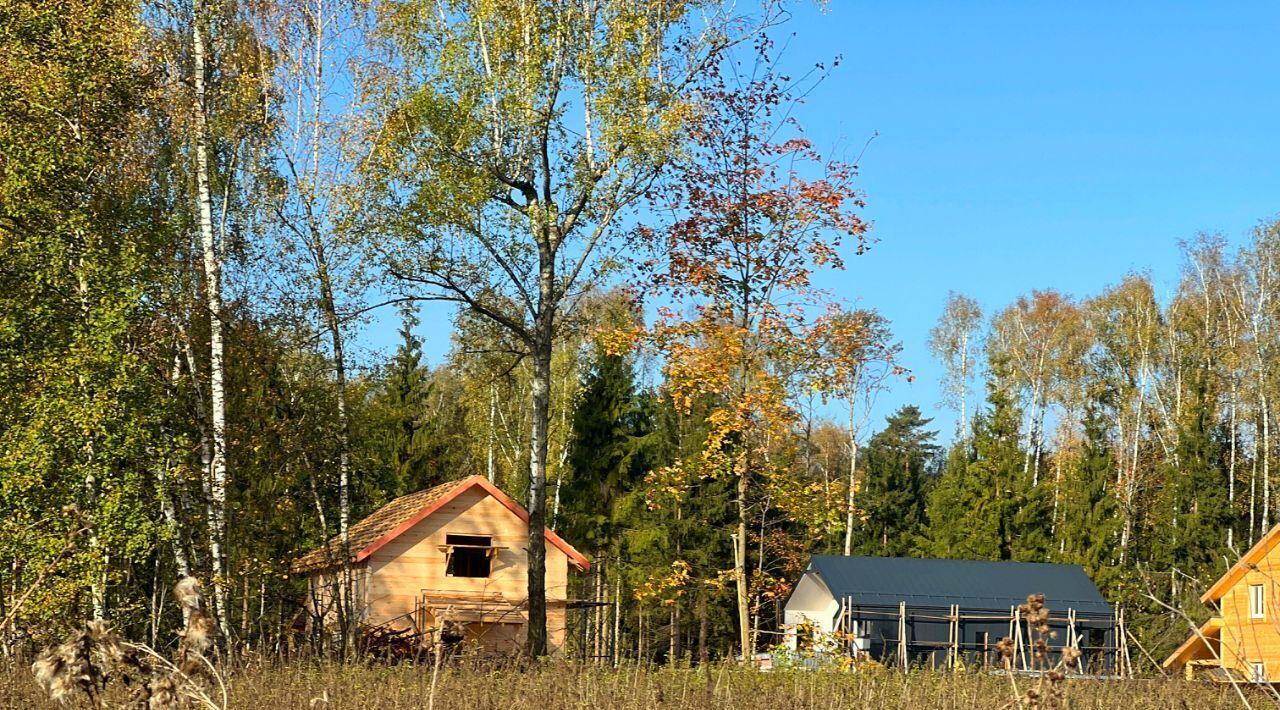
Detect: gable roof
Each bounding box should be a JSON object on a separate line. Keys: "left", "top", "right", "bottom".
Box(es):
{"left": 1162, "top": 616, "right": 1223, "bottom": 669}
{"left": 800, "top": 555, "right": 1113, "bottom": 617}
{"left": 290, "top": 475, "right": 589, "bottom": 574}
{"left": 1200, "top": 522, "right": 1280, "bottom": 603}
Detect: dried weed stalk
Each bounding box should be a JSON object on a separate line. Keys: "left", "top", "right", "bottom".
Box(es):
{"left": 30, "top": 576, "right": 224, "bottom": 709}
{"left": 993, "top": 593, "right": 1082, "bottom": 710}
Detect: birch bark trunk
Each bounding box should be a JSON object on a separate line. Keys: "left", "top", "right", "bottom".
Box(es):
{"left": 525, "top": 273, "right": 553, "bottom": 656}
{"left": 190, "top": 0, "right": 231, "bottom": 640}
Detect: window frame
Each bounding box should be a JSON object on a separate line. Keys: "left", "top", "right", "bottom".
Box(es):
{"left": 1252, "top": 661, "right": 1266, "bottom": 683}
{"left": 444, "top": 534, "right": 494, "bottom": 579}
{"left": 1250, "top": 583, "right": 1266, "bottom": 620}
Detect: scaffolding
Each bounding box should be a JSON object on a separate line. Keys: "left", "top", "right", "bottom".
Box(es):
{"left": 830, "top": 595, "right": 1133, "bottom": 677}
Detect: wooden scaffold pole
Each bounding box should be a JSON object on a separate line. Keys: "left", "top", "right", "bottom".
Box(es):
{"left": 1013, "top": 605, "right": 1028, "bottom": 671}
{"left": 898, "top": 601, "right": 908, "bottom": 671}
{"left": 1067, "top": 608, "right": 1084, "bottom": 675}
{"left": 1117, "top": 606, "right": 1132, "bottom": 678}
{"left": 948, "top": 604, "right": 960, "bottom": 670}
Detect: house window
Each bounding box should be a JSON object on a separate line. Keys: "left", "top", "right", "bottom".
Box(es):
{"left": 1252, "top": 661, "right": 1266, "bottom": 682}
{"left": 445, "top": 534, "right": 492, "bottom": 578}
{"left": 1251, "top": 584, "right": 1266, "bottom": 619}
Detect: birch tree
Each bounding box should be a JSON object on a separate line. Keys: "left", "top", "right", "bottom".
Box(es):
{"left": 929, "top": 291, "right": 982, "bottom": 439}
{"left": 148, "top": 0, "right": 270, "bottom": 638}
{"left": 1085, "top": 275, "right": 1160, "bottom": 564}
{"left": 988, "top": 290, "right": 1077, "bottom": 486}
{"left": 1236, "top": 223, "right": 1280, "bottom": 537}
{"left": 0, "top": 0, "right": 166, "bottom": 629}
{"left": 360, "top": 0, "right": 774, "bottom": 655}
{"left": 255, "top": 0, "right": 366, "bottom": 648}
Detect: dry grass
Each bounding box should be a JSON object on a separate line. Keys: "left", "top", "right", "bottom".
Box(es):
{"left": 0, "top": 660, "right": 1257, "bottom": 709}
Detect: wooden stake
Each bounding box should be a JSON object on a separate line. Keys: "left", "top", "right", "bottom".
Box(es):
{"left": 1067, "top": 608, "right": 1084, "bottom": 675}
{"left": 1117, "top": 606, "right": 1132, "bottom": 678}
{"left": 1014, "top": 606, "right": 1027, "bottom": 671}
{"left": 612, "top": 576, "right": 621, "bottom": 666}
{"left": 950, "top": 604, "right": 960, "bottom": 670}
{"left": 901, "top": 601, "right": 911, "bottom": 670}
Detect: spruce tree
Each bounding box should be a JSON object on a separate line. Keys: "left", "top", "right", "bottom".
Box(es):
{"left": 854, "top": 405, "right": 939, "bottom": 556}
{"left": 1058, "top": 400, "right": 1121, "bottom": 579}
{"left": 562, "top": 349, "right": 651, "bottom": 550}
{"left": 1153, "top": 372, "right": 1231, "bottom": 577}
{"left": 365, "top": 306, "right": 435, "bottom": 494}
{"left": 922, "top": 357, "right": 1052, "bottom": 560}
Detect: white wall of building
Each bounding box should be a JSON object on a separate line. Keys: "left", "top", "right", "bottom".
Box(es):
{"left": 782, "top": 571, "right": 840, "bottom": 650}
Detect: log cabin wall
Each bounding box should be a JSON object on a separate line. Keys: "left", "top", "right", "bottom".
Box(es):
{"left": 1218, "top": 551, "right": 1280, "bottom": 681}
{"left": 362, "top": 486, "right": 571, "bottom": 652}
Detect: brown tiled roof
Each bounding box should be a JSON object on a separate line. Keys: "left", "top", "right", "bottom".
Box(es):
{"left": 290, "top": 475, "right": 591, "bottom": 574}
{"left": 290, "top": 478, "right": 470, "bottom": 574}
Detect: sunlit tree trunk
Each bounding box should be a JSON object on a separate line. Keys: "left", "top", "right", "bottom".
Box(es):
{"left": 526, "top": 275, "right": 554, "bottom": 655}
{"left": 844, "top": 393, "right": 859, "bottom": 556}
{"left": 160, "top": 353, "right": 192, "bottom": 580}
{"left": 190, "top": 0, "right": 231, "bottom": 640}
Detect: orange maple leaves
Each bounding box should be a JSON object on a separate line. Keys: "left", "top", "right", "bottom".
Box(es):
{"left": 613, "top": 56, "right": 899, "bottom": 526}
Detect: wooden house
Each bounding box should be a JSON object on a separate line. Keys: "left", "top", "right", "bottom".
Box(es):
{"left": 291, "top": 475, "right": 590, "bottom": 655}
{"left": 1164, "top": 524, "right": 1280, "bottom": 682}
{"left": 783, "top": 556, "right": 1121, "bottom": 673}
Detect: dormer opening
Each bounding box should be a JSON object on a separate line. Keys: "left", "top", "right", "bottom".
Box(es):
{"left": 445, "top": 534, "right": 493, "bottom": 578}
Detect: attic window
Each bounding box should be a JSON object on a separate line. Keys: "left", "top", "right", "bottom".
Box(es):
{"left": 445, "top": 534, "right": 493, "bottom": 578}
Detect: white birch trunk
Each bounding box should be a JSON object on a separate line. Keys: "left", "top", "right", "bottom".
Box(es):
{"left": 843, "top": 398, "right": 858, "bottom": 556}
{"left": 190, "top": 0, "right": 231, "bottom": 640}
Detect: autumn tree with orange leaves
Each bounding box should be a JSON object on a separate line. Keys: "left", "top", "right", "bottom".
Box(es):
{"left": 625, "top": 44, "right": 899, "bottom": 659}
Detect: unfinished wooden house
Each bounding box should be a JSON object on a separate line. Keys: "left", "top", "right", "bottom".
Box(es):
{"left": 783, "top": 556, "right": 1124, "bottom": 674}
{"left": 1164, "top": 523, "right": 1280, "bottom": 682}
{"left": 291, "top": 475, "right": 590, "bottom": 654}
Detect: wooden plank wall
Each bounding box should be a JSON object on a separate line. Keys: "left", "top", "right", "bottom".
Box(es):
{"left": 1218, "top": 543, "right": 1280, "bottom": 680}
{"left": 361, "top": 486, "right": 573, "bottom": 652}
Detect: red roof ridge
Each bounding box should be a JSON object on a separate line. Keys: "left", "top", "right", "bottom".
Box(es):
{"left": 292, "top": 475, "right": 590, "bottom": 573}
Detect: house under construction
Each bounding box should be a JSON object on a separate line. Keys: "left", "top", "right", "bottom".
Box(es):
{"left": 783, "top": 556, "right": 1130, "bottom": 674}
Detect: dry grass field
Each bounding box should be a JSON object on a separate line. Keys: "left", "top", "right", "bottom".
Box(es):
{"left": 0, "top": 660, "right": 1258, "bottom": 710}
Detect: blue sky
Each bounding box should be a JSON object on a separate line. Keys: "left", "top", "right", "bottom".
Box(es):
{"left": 356, "top": 1, "right": 1280, "bottom": 443}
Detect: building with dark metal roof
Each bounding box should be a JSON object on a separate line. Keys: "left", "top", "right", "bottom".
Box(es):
{"left": 783, "top": 555, "right": 1122, "bottom": 674}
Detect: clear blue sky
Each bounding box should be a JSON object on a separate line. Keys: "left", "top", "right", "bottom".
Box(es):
{"left": 356, "top": 1, "right": 1280, "bottom": 443}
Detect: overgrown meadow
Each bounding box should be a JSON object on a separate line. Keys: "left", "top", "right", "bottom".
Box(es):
{"left": 0, "top": 661, "right": 1250, "bottom": 710}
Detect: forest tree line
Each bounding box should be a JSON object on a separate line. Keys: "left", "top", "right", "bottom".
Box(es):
{"left": 1, "top": 0, "right": 1276, "bottom": 666}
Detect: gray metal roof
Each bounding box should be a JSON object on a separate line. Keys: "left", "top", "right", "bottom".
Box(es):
{"left": 805, "top": 555, "right": 1113, "bottom": 617}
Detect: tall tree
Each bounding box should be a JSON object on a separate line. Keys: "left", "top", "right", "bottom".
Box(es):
{"left": 255, "top": 0, "right": 365, "bottom": 646}
{"left": 631, "top": 51, "right": 875, "bottom": 657}
{"left": 923, "top": 357, "right": 1051, "bottom": 561}
{"left": 852, "top": 406, "right": 938, "bottom": 556}
{"left": 188, "top": 0, "right": 232, "bottom": 637}
{"left": 0, "top": 0, "right": 165, "bottom": 629}
{"left": 1056, "top": 400, "right": 1121, "bottom": 580}
{"left": 360, "top": 1, "right": 773, "bottom": 655}
{"left": 829, "top": 310, "right": 899, "bottom": 556}
{"left": 929, "top": 291, "right": 983, "bottom": 439}
{"left": 563, "top": 348, "right": 648, "bottom": 551}
{"left": 1086, "top": 274, "right": 1160, "bottom": 564}
{"left": 988, "top": 290, "right": 1079, "bottom": 486}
